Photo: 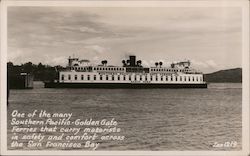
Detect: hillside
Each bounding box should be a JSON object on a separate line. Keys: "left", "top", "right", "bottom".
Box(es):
{"left": 204, "top": 68, "right": 242, "bottom": 83}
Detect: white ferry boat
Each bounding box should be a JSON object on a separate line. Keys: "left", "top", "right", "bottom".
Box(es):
{"left": 45, "top": 55, "right": 207, "bottom": 88}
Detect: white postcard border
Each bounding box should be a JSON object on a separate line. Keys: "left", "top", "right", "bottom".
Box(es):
{"left": 0, "top": 1, "right": 249, "bottom": 156}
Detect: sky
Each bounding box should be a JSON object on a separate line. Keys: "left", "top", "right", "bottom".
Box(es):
{"left": 8, "top": 6, "right": 242, "bottom": 73}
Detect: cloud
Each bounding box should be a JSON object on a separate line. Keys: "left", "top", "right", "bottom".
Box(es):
{"left": 191, "top": 59, "right": 220, "bottom": 73}
{"left": 8, "top": 7, "right": 125, "bottom": 49}
{"left": 7, "top": 6, "right": 242, "bottom": 73}
{"left": 92, "top": 56, "right": 102, "bottom": 65}
{"left": 141, "top": 60, "right": 150, "bottom": 67}
{"left": 49, "top": 56, "right": 68, "bottom": 66}
{"left": 84, "top": 45, "right": 107, "bottom": 54}
{"left": 205, "top": 60, "right": 218, "bottom": 68}
{"left": 56, "top": 26, "right": 101, "bottom": 34}
{"left": 7, "top": 48, "right": 23, "bottom": 62}
{"left": 79, "top": 27, "right": 101, "bottom": 33}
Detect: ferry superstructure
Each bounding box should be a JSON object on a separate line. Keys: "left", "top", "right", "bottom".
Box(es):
{"left": 45, "top": 55, "right": 207, "bottom": 88}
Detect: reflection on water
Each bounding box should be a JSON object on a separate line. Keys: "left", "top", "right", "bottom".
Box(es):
{"left": 7, "top": 82, "right": 242, "bottom": 150}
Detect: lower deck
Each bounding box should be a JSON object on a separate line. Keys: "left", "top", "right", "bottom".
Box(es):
{"left": 44, "top": 82, "right": 207, "bottom": 88}
{"left": 59, "top": 72, "right": 205, "bottom": 84}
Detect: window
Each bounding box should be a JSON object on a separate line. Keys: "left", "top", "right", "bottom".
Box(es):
{"left": 75, "top": 75, "right": 77, "bottom": 80}
{"left": 176, "top": 77, "right": 178, "bottom": 81}
{"left": 196, "top": 77, "right": 199, "bottom": 81}
{"left": 87, "top": 75, "right": 90, "bottom": 80}
{"left": 61, "top": 74, "right": 64, "bottom": 81}
{"left": 145, "top": 76, "right": 148, "bottom": 81}
{"left": 118, "top": 75, "right": 120, "bottom": 80}
{"left": 94, "top": 67, "right": 96, "bottom": 70}
{"left": 188, "top": 77, "right": 191, "bottom": 81}
{"left": 129, "top": 75, "right": 131, "bottom": 81}
{"left": 94, "top": 75, "right": 96, "bottom": 80}
{"left": 106, "top": 75, "right": 109, "bottom": 80}
{"left": 81, "top": 75, "right": 84, "bottom": 80}
{"left": 156, "top": 76, "right": 158, "bottom": 81}
{"left": 68, "top": 75, "right": 71, "bottom": 80}
{"left": 193, "top": 77, "right": 195, "bottom": 81}
{"left": 123, "top": 75, "right": 126, "bottom": 80}
{"left": 161, "top": 76, "right": 163, "bottom": 81}
{"left": 140, "top": 75, "right": 142, "bottom": 81}
{"left": 180, "top": 76, "right": 182, "bottom": 81}
{"left": 112, "top": 75, "right": 114, "bottom": 80}
{"left": 171, "top": 76, "right": 173, "bottom": 81}
{"left": 100, "top": 75, "right": 103, "bottom": 80}
{"left": 166, "top": 76, "right": 168, "bottom": 81}
{"left": 150, "top": 76, "right": 153, "bottom": 81}
{"left": 184, "top": 76, "right": 186, "bottom": 81}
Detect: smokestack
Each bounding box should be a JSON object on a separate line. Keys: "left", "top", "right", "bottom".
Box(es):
{"left": 129, "top": 55, "right": 136, "bottom": 67}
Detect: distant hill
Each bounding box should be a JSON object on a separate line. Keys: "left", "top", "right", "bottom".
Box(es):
{"left": 204, "top": 68, "right": 242, "bottom": 83}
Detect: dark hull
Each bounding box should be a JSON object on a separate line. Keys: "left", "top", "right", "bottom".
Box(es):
{"left": 44, "top": 82, "right": 207, "bottom": 89}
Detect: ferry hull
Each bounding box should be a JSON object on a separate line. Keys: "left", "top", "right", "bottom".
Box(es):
{"left": 44, "top": 82, "right": 207, "bottom": 89}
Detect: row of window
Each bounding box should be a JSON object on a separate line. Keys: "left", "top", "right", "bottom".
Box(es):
{"left": 61, "top": 74, "right": 202, "bottom": 82}
{"left": 71, "top": 66, "right": 192, "bottom": 73}
{"left": 151, "top": 68, "right": 189, "bottom": 72}
{"left": 71, "top": 67, "right": 125, "bottom": 71}
{"left": 97, "top": 73, "right": 186, "bottom": 76}
{"left": 94, "top": 67, "right": 124, "bottom": 71}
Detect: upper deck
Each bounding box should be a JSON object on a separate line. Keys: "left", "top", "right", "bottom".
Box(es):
{"left": 63, "top": 55, "right": 202, "bottom": 75}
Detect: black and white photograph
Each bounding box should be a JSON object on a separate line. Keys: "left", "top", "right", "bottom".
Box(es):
{"left": 0, "top": 1, "right": 249, "bottom": 155}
